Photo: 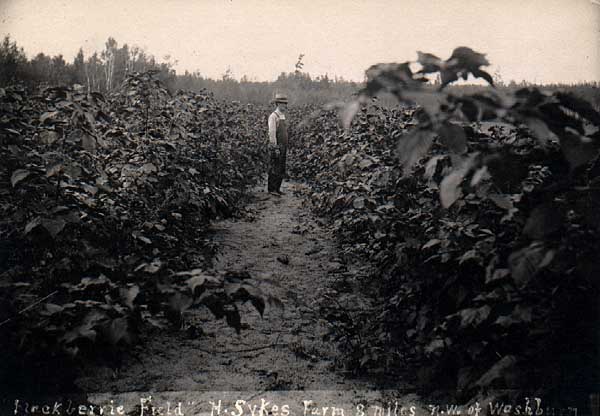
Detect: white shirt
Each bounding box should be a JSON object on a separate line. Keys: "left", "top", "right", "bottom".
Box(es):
{"left": 268, "top": 108, "right": 286, "bottom": 145}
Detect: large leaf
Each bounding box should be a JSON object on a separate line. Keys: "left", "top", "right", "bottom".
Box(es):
{"left": 475, "top": 355, "right": 520, "bottom": 388}
{"left": 559, "top": 131, "right": 600, "bottom": 170}
{"left": 41, "top": 218, "right": 66, "bottom": 239}
{"left": 484, "top": 153, "right": 529, "bottom": 192}
{"left": 45, "top": 162, "right": 63, "bottom": 178}
{"left": 81, "top": 132, "right": 97, "bottom": 152}
{"left": 439, "top": 170, "right": 464, "bottom": 208}
{"left": 440, "top": 47, "right": 493, "bottom": 88}
{"left": 555, "top": 91, "right": 600, "bottom": 126}
{"left": 168, "top": 292, "right": 193, "bottom": 314}
{"left": 448, "top": 47, "right": 490, "bottom": 69}
{"left": 186, "top": 275, "right": 208, "bottom": 295}
{"left": 439, "top": 153, "right": 477, "bottom": 208}
{"left": 23, "top": 217, "right": 66, "bottom": 238}
{"left": 436, "top": 123, "right": 467, "bottom": 154}
{"left": 508, "top": 243, "right": 555, "bottom": 288}
{"left": 197, "top": 292, "right": 225, "bottom": 319}
{"left": 228, "top": 283, "right": 266, "bottom": 317}
{"left": 522, "top": 203, "right": 563, "bottom": 240}
{"left": 120, "top": 285, "right": 140, "bottom": 310}
{"left": 416, "top": 51, "right": 443, "bottom": 74}
{"left": 523, "top": 117, "right": 555, "bottom": 146}
{"left": 363, "top": 62, "right": 425, "bottom": 97}
{"left": 11, "top": 169, "right": 31, "bottom": 187}
{"left": 104, "top": 317, "right": 130, "bottom": 346}
{"left": 40, "top": 111, "right": 59, "bottom": 123}
{"left": 225, "top": 306, "right": 242, "bottom": 334}
{"left": 395, "top": 129, "right": 435, "bottom": 175}
{"left": 457, "top": 305, "right": 492, "bottom": 329}
{"left": 24, "top": 216, "right": 42, "bottom": 235}
{"left": 340, "top": 100, "right": 360, "bottom": 130}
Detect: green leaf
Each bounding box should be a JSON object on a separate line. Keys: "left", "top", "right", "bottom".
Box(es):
{"left": 440, "top": 68, "right": 458, "bottom": 87}
{"left": 416, "top": 51, "right": 442, "bottom": 74}
{"left": 365, "top": 62, "right": 415, "bottom": 92}
{"left": 238, "top": 284, "right": 266, "bottom": 317}
{"left": 120, "top": 285, "right": 140, "bottom": 310}
{"left": 46, "top": 162, "right": 63, "bottom": 178}
{"left": 523, "top": 117, "right": 555, "bottom": 146}
{"left": 424, "top": 338, "right": 446, "bottom": 357}
{"left": 43, "top": 303, "right": 64, "bottom": 315}
{"left": 60, "top": 321, "right": 97, "bottom": 345}
{"left": 441, "top": 47, "right": 493, "bottom": 88}
{"left": 555, "top": 91, "right": 600, "bottom": 126}
{"left": 470, "top": 166, "right": 491, "bottom": 186}
{"left": 395, "top": 129, "right": 435, "bottom": 175}
{"left": 437, "top": 123, "right": 467, "bottom": 154}
{"left": 458, "top": 305, "right": 491, "bottom": 329}
{"left": 40, "top": 111, "right": 59, "bottom": 123}
{"left": 186, "top": 275, "right": 208, "bottom": 295}
{"left": 475, "top": 355, "right": 520, "bottom": 388}
{"left": 496, "top": 305, "right": 534, "bottom": 328}
{"left": 522, "top": 203, "right": 563, "bottom": 240}
{"left": 41, "top": 218, "right": 66, "bottom": 239}
{"left": 471, "top": 68, "right": 494, "bottom": 86}
{"left": 225, "top": 307, "right": 242, "bottom": 334}
{"left": 24, "top": 216, "right": 42, "bottom": 235}
{"left": 484, "top": 153, "right": 529, "bottom": 192}
{"left": 508, "top": 243, "right": 555, "bottom": 288}
{"left": 39, "top": 130, "right": 60, "bottom": 145}
{"left": 449, "top": 47, "right": 490, "bottom": 68}
{"left": 341, "top": 100, "right": 360, "bottom": 130}
{"left": 105, "top": 317, "right": 129, "bottom": 346}
{"left": 439, "top": 170, "right": 464, "bottom": 208}
{"left": 459, "top": 249, "right": 482, "bottom": 265}
{"left": 198, "top": 293, "right": 226, "bottom": 319}
{"left": 81, "top": 132, "right": 97, "bottom": 152}
{"left": 62, "top": 163, "right": 82, "bottom": 179}
{"left": 422, "top": 239, "right": 441, "bottom": 250}
{"left": 11, "top": 169, "right": 31, "bottom": 187}
{"left": 560, "top": 131, "right": 600, "bottom": 170}
{"left": 169, "top": 292, "right": 193, "bottom": 314}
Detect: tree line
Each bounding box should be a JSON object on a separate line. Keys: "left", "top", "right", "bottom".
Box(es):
{"left": 0, "top": 35, "right": 360, "bottom": 105}
{"left": 0, "top": 35, "right": 177, "bottom": 92}
{"left": 1, "top": 34, "right": 598, "bottom": 107}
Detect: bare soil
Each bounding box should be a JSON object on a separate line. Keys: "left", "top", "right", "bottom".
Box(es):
{"left": 75, "top": 180, "right": 425, "bottom": 413}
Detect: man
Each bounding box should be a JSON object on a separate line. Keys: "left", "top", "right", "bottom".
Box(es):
{"left": 267, "top": 93, "right": 289, "bottom": 194}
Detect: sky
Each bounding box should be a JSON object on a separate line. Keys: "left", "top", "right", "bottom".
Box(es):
{"left": 1, "top": 0, "right": 599, "bottom": 84}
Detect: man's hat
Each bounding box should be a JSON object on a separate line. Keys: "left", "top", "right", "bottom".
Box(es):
{"left": 272, "top": 93, "right": 288, "bottom": 104}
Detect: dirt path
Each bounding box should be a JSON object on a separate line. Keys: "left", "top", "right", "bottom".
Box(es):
{"left": 76, "top": 180, "right": 426, "bottom": 414}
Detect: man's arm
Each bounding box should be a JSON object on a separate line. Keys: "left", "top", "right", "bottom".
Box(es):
{"left": 268, "top": 112, "right": 277, "bottom": 145}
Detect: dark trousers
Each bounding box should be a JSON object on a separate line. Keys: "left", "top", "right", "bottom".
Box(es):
{"left": 268, "top": 145, "right": 287, "bottom": 192}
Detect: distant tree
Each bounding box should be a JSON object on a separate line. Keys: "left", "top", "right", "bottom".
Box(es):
{"left": 101, "top": 37, "right": 118, "bottom": 90}
{"left": 317, "top": 73, "right": 330, "bottom": 89}
{"left": 222, "top": 66, "right": 234, "bottom": 81}
{"left": 73, "top": 48, "right": 86, "bottom": 85}
{"left": 85, "top": 52, "right": 102, "bottom": 91}
{"left": 29, "top": 52, "right": 51, "bottom": 84}
{"left": 294, "top": 54, "right": 305, "bottom": 75}
{"left": 49, "top": 54, "right": 70, "bottom": 85}
{"left": 0, "top": 35, "right": 27, "bottom": 85}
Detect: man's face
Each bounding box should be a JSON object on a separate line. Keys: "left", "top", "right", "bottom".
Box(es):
{"left": 278, "top": 102, "right": 287, "bottom": 111}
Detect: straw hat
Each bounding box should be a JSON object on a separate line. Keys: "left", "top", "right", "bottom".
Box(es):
{"left": 272, "top": 93, "right": 289, "bottom": 104}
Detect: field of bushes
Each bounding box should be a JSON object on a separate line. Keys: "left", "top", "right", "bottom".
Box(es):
{"left": 288, "top": 48, "right": 600, "bottom": 406}
{"left": 1, "top": 44, "right": 599, "bottom": 408}
{"left": 0, "top": 71, "right": 277, "bottom": 394}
